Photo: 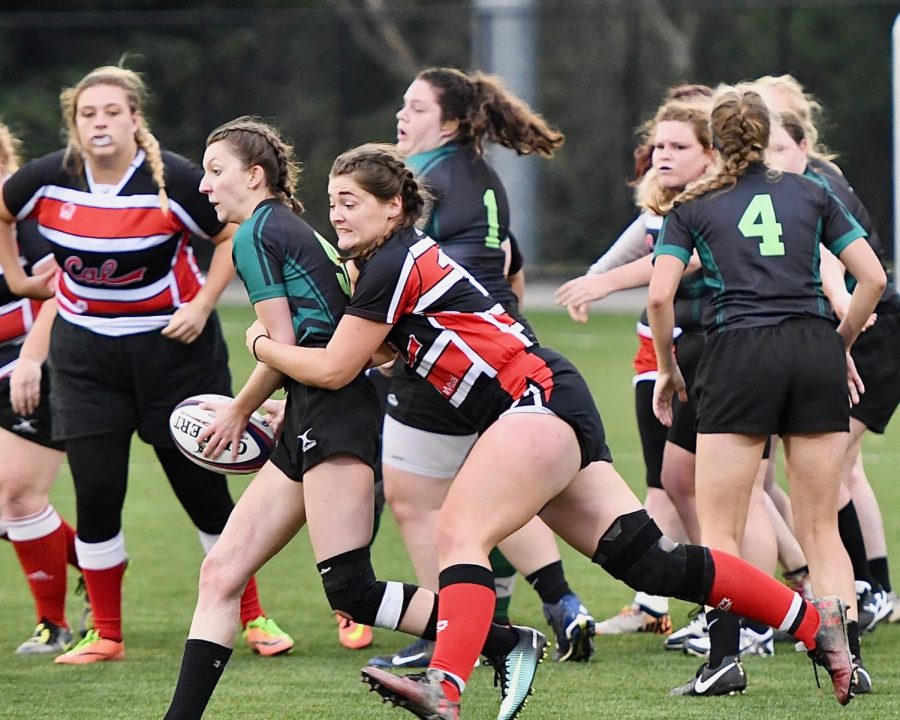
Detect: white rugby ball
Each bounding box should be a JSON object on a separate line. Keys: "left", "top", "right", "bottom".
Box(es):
{"left": 169, "top": 393, "right": 275, "bottom": 475}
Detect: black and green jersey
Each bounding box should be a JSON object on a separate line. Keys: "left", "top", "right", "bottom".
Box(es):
{"left": 655, "top": 163, "right": 865, "bottom": 332}
{"left": 407, "top": 142, "right": 514, "bottom": 310}
{"left": 804, "top": 160, "right": 900, "bottom": 314}
{"left": 232, "top": 199, "right": 350, "bottom": 348}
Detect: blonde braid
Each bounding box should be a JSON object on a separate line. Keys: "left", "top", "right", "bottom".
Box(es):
{"left": 135, "top": 116, "right": 169, "bottom": 214}
{"left": 0, "top": 122, "right": 22, "bottom": 175}
{"left": 675, "top": 90, "right": 768, "bottom": 207}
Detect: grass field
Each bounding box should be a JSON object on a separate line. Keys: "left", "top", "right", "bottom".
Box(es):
{"left": 1, "top": 306, "right": 898, "bottom": 719}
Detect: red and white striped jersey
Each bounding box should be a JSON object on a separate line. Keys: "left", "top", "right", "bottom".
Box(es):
{"left": 0, "top": 220, "right": 53, "bottom": 378}
{"left": 2, "top": 149, "right": 224, "bottom": 336}
{"left": 347, "top": 228, "right": 543, "bottom": 426}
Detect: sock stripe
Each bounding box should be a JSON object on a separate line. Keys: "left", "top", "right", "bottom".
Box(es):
{"left": 782, "top": 594, "right": 805, "bottom": 634}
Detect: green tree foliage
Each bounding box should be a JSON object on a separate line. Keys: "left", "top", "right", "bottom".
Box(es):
{"left": 0, "top": 2, "right": 897, "bottom": 267}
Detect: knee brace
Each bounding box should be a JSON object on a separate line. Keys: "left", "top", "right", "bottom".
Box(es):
{"left": 317, "top": 547, "right": 418, "bottom": 630}
{"left": 592, "top": 510, "right": 712, "bottom": 604}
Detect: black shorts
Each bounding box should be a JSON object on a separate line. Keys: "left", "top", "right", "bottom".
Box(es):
{"left": 0, "top": 366, "right": 64, "bottom": 450}
{"left": 634, "top": 379, "right": 667, "bottom": 489}
{"left": 694, "top": 318, "right": 849, "bottom": 436}
{"left": 669, "top": 329, "right": 705, "bottom": 453}
{"left": 850, "top": 311, "right": 900, "bottom": 433}
{"left": 498, "top": 347, "right": 613, "bottom": 469}
{"left": 386, "top": 370, "right": 478, "bottom": 436}
{"left": 48, "top": 314, "right": 232, "bottom": 445}
{"left": 269, "top": 373, "right": 381, "bottom": 481}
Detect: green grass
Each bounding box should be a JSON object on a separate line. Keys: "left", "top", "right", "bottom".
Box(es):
{"left": 2, "top": 306, "right": 899, "bottom": 719}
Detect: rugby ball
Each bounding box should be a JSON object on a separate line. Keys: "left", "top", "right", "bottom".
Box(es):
{"left": 169, "top": 393, "right": 275, "bottom": 475}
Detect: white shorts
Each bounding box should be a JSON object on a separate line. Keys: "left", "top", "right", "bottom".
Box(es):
{"left": 381, "top": 414, "right": 477, "bottom": 479}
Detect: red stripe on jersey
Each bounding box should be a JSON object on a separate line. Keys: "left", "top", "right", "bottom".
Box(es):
{"left": 427, "top": 342, "right": 476, "bottom": 400}
{"left": 38, "top": 197, "right": 182, "bottom": 239}
{"left": 58, "top": 281, "right": 175, "bottom": 317}
{"left": 632, "top": 334, "right": 658, "bottom": 375}
{"left": 496, "top": 350, "right": 555, "bottom": 401}
{"left": 430, "top": 310, "right": 529, "bottom": 370}
{"left": 0, "top": 299, "right": 40, "bottom": 344}
{"left": 393, "top": 242, "right": 457, "bottom": 318}
{"left": 170, "top": 239, "right": 204, "bottom": 304}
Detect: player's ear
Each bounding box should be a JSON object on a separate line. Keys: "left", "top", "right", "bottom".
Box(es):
{"left": 248, "top": 164, "right": 266, "bottom": 190}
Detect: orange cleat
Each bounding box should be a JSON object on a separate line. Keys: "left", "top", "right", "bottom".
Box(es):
{"left": 243, "top": 616, "right": 294, "bottom": 656}
{"left": 54, "top": 629, "right": 125, "bottom": 665}
{"left": 337, "top": 613, "right": 373, "bottom": 650}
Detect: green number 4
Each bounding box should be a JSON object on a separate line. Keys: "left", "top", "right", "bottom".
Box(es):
{"left": 738, "top": 194, "right": 785, "bottom": 256}
{"left": 483, "top": 189, "right": 501, "bottom": 249}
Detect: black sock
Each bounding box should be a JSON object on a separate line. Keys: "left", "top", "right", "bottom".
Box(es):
{"left": 707, "top": 609, "right": 741, "bottom": 668}
{"left": 741, "top": 617, "right": 769, "bottom": 634}
{"left": 869, "top": 557, "right": 892, "bottom": 594}
{"left": 480, "top": 623, "right": 519, "bottom": 659}
{"left": 163, "top": 639, "right": 233, "bottom": 720}
{"left": 525, "top": 561, "right": 571, "bottom": 605}
{"left": 838, "top": 502, "right": 878, "bottom": 589}
{"left": 847, "top": 620, "right": 862, "bottom": 662}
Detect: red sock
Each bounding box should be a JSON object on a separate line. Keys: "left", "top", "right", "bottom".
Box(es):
{"left": 11, "top": 524, "right": 69, "bottom": 627}
{"left": 82, "top": 564, "right": 127, "bottom": 642}
{"left": 62, "top": 519, "right": 79, "bottom": 569}
{"left": 708, "top": 549, "right": 820, "bottom": 648}
{"left": 430, "top": 572, "right": 496, "bottom": 702}
{"left": 239, "top": 576, "right": 264, "bottom": 626}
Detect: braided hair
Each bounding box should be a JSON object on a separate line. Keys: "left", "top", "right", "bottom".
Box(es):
{"left": 60, "top": 65, "right": 169, "bottom": 214}
{"left": 206, "top": 117, "right": 303, "bottom": 215}
{"left": 674, "top": 89, "right": 771, "bottom": 207}
{"left": 329, "top": 143, "right": 431, "bottom": 260}
{"left": 417, "top": 67, "right": 564, "bottom": 159}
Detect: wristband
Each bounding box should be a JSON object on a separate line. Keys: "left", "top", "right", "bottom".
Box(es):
{"left": 252, "top": 333, "right": 270, "bottom": 361}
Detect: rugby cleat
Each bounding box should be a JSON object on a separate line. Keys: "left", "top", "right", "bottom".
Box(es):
{"left": 54, "top": 629, "right": 124, "bottom": 664}
{"left": 337, "top": 613, "right": 373, "bottom": 650}
{"left": 483, "top": 625, "right": 547, "bottom": 720}
{"left": 851, "top": 656, "right": 872, "bottom": 695}
{"left": 362, "top": 666, "right": 460, "bottom": 720}
{"left": 665, "top": 608, "right": 707, "bottom": 651}
{"left": 670, "top": 655, "right": 747, "bottom": 697}
{"left": 683, "top": 626, "right": 774, "bottom": 659}
{"left": 802, "top": 596, "right": 856, "bottom": 705}
{"left": 595, "top": 604, "right": 672, "bottom": 635}
{"left": 542, "top": 593, "right": 594, "bottom": 662}
{"left": 15, "top": 619, "right": 73, "bottom": 655}
{"left": 369, "top": 637, "right": 434, "bottom": 669}
{"left": 243, "top": 616, "right": 294, "bottom": 656}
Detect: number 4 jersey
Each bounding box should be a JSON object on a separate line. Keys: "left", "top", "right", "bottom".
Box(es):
{"left": 654, "top": 164, "right": 865, "bottom": 332}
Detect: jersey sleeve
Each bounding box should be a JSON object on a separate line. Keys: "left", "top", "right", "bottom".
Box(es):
{"left": 819, "top": 189, "right": 866, "bottom": 257}
{"left": 345, "top": 245, "right": 409, "bottom": 324}
{"left": 653, "top": 209, "right": 693, "bottom": 266}
{"left": 162, "top": 151, "right": 226, "bottom": 240}
{"left": 232, "top": 217, "right": 290, "bottom": 304}
{"left": 16, "top": 219, "right": 53, "bottom": 270}
{"left": 588, "top": 213, "right": 653, "bottom": 274}
{"left": 2, "top": 153, "right": 64, "bottom": 220}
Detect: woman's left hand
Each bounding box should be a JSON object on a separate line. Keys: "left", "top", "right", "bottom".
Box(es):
{"left": 246, "top": 319, "right": 269, "bottom": 357}
{"left": 846, "top": 351, "right": 864, "bottom": 405}
{"left": 162, "top": 301, "right": 211, "bottom": 344}
{"left": 652, "top": 366, "right": 687, "bottom": 427}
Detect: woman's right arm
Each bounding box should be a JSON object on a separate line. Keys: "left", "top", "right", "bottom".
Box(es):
{"left": 9, "top": 297, "right": 57, "bottom": 416}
